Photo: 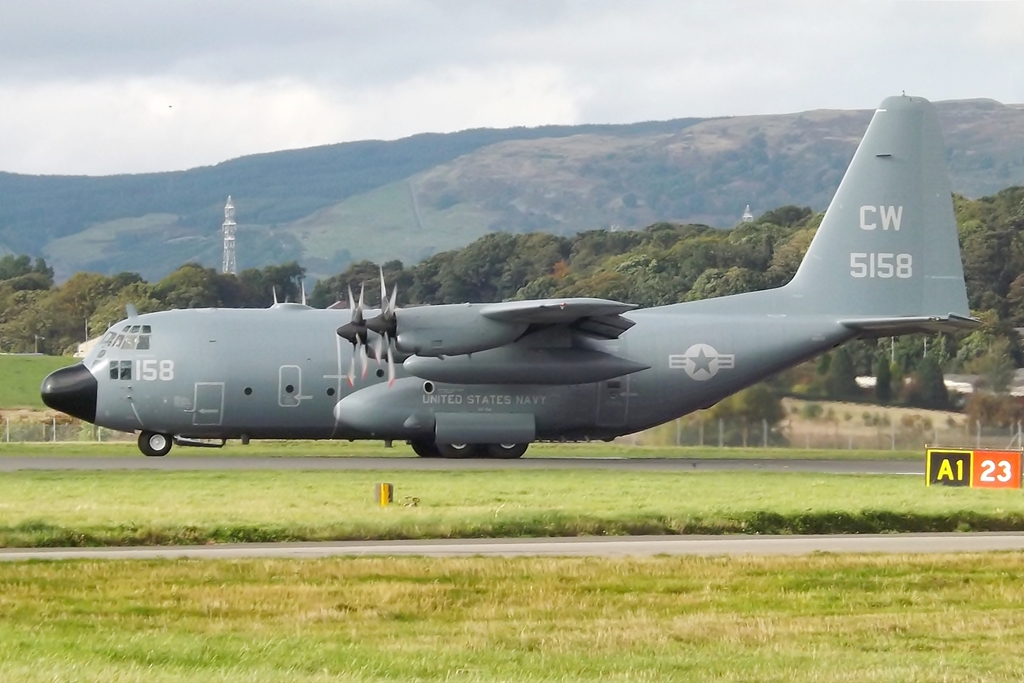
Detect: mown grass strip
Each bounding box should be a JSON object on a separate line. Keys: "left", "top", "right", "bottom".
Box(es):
{"left": 2, "top": 470, "right": 1023, "bottom": 547}
{"left": 2, "top": 554, "right": 1024, "bottom": 682}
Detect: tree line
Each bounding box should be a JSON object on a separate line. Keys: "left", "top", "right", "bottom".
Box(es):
{"left": 3, "top": 186, "right": 1023, "bottom": 422}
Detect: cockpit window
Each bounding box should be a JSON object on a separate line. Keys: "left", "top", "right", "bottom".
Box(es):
{"left": 103, "top": 326, "right": 153, "bottom": 350}
{"left": 109, "top": 360, "right": 132, "bottom": 380}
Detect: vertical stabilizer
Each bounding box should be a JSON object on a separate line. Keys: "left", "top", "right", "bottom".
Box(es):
{"left": 785, "top": 95, "right": 971, "bottom": 320}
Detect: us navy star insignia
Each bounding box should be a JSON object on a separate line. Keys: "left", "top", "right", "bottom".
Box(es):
{"left": 668, "top": 344, "right": 735, "bottom": 381}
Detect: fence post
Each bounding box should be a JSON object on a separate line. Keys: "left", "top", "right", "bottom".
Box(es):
{"left": 52, "top": 418, "right": 57, "bottom": 443}
{"left": 762, "top": 419, "right": 768, "bottom": 448}
{"left": 977, "top": 420, "right": 982, "bottom": 449}
{"left": 718, "top": 419, "right": 724, "bottom": 448}
{"left": 699, "top": 420, "right": 704, "bottom": 447}
{"left": 4, "top": 417, "right": 8, "bottom": 443}
{"left": 675, "top": 419, "right": 681, "bottom": 446}
{"left": 890, "top": 419, "right": 895, "bottom": 451}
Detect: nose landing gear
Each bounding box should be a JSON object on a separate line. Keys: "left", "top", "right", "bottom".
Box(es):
{"left": 138, "top": 431, "right": 172, "bottom": 457}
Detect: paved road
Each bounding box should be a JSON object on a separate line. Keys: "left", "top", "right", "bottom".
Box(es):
{"left": 0, "top": 456, "right": 923, "bottom": 475}
{"left": 1, "top": 533, "right": 1022, "bottom": 561}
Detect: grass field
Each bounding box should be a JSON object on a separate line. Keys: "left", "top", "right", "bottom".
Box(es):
{"left": 0, "top": 354, "right": 73, "bottom": 409}
{"left": 2, "top": 469, "right": 1022, "bottom": 547}
{"left": 1, "top": 554, "right": 1023, "bottom": 681}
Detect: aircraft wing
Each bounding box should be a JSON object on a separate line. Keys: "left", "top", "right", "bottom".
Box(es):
{"left": 480, "top": 298, "right": 638, "bottom": 339}
{"left": 839, "top": 313, "right": 981, "bottom": 338}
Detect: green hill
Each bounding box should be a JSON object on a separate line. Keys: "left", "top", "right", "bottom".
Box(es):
{"left": 0, "top": 355, "right": 74, "bottom": 410}
{"left": 2, "top": 100, "right": 1024, "bottom": 282}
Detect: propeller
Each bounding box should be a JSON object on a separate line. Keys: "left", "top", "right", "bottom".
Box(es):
{"left": 365, "top": 267, "right": 399, "bottom": 386}
{"left": 336, "top": 283, "right": 370, "bottom": 385}
{"left": 336, "top": 268, "right": 400, "bottom": 387}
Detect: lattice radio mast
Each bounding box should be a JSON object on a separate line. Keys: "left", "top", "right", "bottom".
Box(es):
{"left": 222, "top": 195, "right": 237, "bottom": 275}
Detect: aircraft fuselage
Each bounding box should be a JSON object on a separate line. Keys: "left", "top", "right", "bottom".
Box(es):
{"left": 65, "top": 297, "right": 852, "bottom": 445}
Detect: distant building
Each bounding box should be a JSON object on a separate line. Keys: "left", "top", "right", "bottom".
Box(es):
{"left": 741, "top": 205, "right": 754, "bottom": 223}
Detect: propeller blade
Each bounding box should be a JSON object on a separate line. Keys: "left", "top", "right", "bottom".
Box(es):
{"left": 387, "top": 342, "right": 395, "bottom": 387}
{"left": 359, "top": 342, "right": 369, "bottom": 379}
{"left": 379, "top": 266, "right": 388, "bottom": 312}
{"left": 375, "top": 333, "right": 384, "bottom": 365}
{"left": 347, "top": 353, "right": 355, "bottom": 387}
{"left": 347, "top": 285, "right": 355, "bottom": 313}
{"left": 388, "top": 281, "right": 397, "bottom": 312}
{"left": 358, "top": 282, "right": 365, "bottom": 315}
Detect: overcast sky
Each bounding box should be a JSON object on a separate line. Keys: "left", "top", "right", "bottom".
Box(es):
{"left": 2, "top": 1, "right": 1022, "bottom": 176}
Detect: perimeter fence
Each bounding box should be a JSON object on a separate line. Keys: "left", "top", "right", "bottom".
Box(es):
{"left": 639, "top": 412, "right": 1024, "bottom": 452}
{"left": 4, "top": 413, "right": 1023, "bottom": 452}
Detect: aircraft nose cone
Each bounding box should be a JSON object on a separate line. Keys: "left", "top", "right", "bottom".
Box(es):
{"left": 41, "top": 364, "right": 98, "bottom": 423}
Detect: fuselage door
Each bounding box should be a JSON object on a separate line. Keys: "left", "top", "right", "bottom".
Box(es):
{"left": 193, "top": 382, "right": 225, "bottom": 426}
{"left": 279, "top": 365, "right": 305, "bottom": 407}
{"left": 596, "top": 376, "right": 629, "bottom": 427}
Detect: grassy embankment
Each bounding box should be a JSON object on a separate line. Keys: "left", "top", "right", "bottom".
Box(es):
{"left": 1, "top": 554, "right": 1023, "bottom": 682}
{"left": 0, "top": 354, "right": 71, "bottom": 409}
{"left": 1, "top": 469, "right": 1022, "bottom": 547}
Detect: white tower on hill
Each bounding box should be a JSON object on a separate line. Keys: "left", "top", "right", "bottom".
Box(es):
{"left": 741, "top": 205, "right": 754, "bottom": 223}
{"left": 222, "top": 196, "right": 237, "bottom": 275}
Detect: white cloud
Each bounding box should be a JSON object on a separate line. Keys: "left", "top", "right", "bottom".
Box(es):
{"left": 0, "top": 65, "right": 584, "bottom": 175}
{"left": 1, "top": 0, "right": 1022, "bottom": 175}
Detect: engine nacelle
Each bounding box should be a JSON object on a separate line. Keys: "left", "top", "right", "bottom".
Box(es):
{"left": 404, "top": 347, "right": 648, "bottom": 385}
{"left": 395, "top": 304, "right": 527, "bottom": 357}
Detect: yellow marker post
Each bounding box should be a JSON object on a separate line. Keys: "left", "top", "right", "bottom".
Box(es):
{"left": 376, "top": 482, "right": 394, "bottom": 506}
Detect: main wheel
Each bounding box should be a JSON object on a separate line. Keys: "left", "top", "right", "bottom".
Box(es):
{"left": 437, "top": 443, "right": 485, "bottom": 459}
{"left": 409, "top": 439, "right": 442, "bottom": 458}
{"left": 486, "top": 443, "right": 528, "bottom": 459}
{"left": 138, "top": 431, "right": 172, "bottom": 457}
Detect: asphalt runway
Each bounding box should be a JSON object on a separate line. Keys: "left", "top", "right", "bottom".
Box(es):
{"left": 0, "top": 455, "right": 923, "bottom": 475}
{"left": 2, "top": 533, "right": 1022, "bottom": 561}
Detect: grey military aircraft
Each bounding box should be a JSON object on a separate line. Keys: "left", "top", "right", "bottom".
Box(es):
{"left": 42, "top": 95, "right": 977, "bottom": 458}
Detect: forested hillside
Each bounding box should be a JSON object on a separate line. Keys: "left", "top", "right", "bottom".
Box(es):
{"left": 3, "top": 185, "right": 1022, "bottom": 404}
{"left": 2, "top": 99, "right": 1024, "bottom": 282}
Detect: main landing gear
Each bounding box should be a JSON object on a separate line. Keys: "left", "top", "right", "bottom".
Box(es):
{"left": 409, "top": 440, "right": 528, "bottom": 459}
{"left": 138, "top": 430, "right": 172, "bottom": 457}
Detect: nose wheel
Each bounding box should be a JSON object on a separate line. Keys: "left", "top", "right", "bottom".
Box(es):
{"left": 138, "top": 431, "right": 173, "bottom": 457}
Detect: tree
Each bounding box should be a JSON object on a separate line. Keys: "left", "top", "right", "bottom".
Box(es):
{"left": 964, "top": 338, "right": 1016, "bottom": 393}
{"left": 905, "top": 356, "right": 949, "bottom": 409}
{"left": 824, "top": 347, "right": 860, "bottom": 400}
{"left": 875, "top": 355, "right": 893, "bottom": 404}
{"left": 965, "top": 393, "right": 1024, "bottom": 428}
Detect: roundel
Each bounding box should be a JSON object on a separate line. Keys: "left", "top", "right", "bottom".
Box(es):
{"left": 679, "top": 343, "right": 735, "bottom": 381}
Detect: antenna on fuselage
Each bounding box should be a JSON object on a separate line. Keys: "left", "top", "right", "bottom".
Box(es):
{"left": 126, "top": 304, "right": 138, "bottom": 319}
{"left": 300, "top": 281, "right": 307, "bottom": 306}
{"left": 272, "top": 287, "right": 278, "bottom": 306}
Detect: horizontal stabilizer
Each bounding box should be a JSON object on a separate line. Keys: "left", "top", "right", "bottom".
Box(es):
{"left": 840, "top": 313, "right": 980, "bottom": 338}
